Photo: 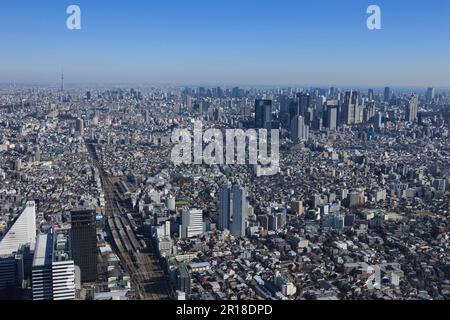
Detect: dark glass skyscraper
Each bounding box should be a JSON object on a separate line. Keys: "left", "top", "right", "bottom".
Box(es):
{"left": 70, "top": 208, "right": 97, "bottom": 283}
{"left": 384, "top": 87, "right": 391, "bottom": 103}
{"left": 254, "top": 99, "right": 272, "bottom": 129}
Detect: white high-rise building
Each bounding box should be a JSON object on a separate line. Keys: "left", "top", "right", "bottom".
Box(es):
{"left": 32, "top": 229, "right": 76, "bottom": 300}
{"left": 0, "top": 201, "right": 36, "bottom": 256}
{"left": 406, "top": 94, "right": 419, "bottom": 123}
{"left": 179, "top": 208, "right": 204, "bottom": 239}
{"left": 230, "top": 185, "right": 248, "bottom": 238}
{"left": 291, "top": 116, "right": 309, "bottom": 141}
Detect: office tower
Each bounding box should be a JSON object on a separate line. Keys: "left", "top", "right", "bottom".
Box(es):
{"left": 32, "top": 230, "right": 76, "bottom": 300}
{"left": 61, "top": 72, "right": 64, "bottom": 92}
{"left": 326, "top": 102, "right": 339, "bottom": 131}
{"left": 343, "top": 90, "right": 360, "bottom": 125}
{"left": 75, "top": 118, "right": 84, "bottom": 137}
{"left": 364, "top": 101, "right": 377, "bottom": 122}
{"left": 0, "top": 252, "right": 24, "bottom": 291}
{"left": 166, "top": 195, "right": 176, "bottom": 212}
{"left": 254, "top": 99, "right": 272, "bottom": 129}
{"left": 373, "top": 112, "right": 383, "bottom": 128}
{"left": 289, "top": 100, "right": 299, "bottom": 128}
{"left": 368, "top": 89, "right": 374, "bottom": 101}
{"left": 0, "top": 201, "right": 36, "bottom": 256}
{"left": 384, "top": 87, "right": 391, "bottom": 103}
{"left": 230, "top": 185, "right": 248, "bottom": 238}
{"left": 406, "top": 94, "right": 419, "bottom": 123}
{"left": 184, "top": 95, "right": 192, "bottom": 110}
{"left": 179, "top": 208, "right": 204, "bottom": 239}
{"left": 291, "top": 116, "right": 308, "bottom": 141}
{"left": 296, "top": 93, "right": 310, "bottom": 118}
{"left": 177, "top": 264, "right": 191, "bottom": 295}
{"left": 70, "top": 208, "right": 97, "bottom": 283}
{"left": 426, "top": 87, "right": 435, "bottom": 103}
{"left": 218, "top": 183, "right": 231, "bottom": 231}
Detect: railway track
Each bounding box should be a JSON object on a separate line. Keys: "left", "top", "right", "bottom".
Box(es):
{"left": 87, "top": 143, "right": 170, "bottom": 300}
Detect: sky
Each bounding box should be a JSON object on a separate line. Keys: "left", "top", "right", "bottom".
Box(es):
{"left": 0, "top": 0, "right": 449, "bottom": 88}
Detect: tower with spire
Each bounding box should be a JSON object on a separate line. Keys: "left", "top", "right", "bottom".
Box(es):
{"left": 61, "top": 71, "right": 64, "bottom": 92}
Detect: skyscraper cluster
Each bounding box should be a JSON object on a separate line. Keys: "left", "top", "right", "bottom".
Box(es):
{"left": 218, "top": 183, "right": 250, "bottom": 238}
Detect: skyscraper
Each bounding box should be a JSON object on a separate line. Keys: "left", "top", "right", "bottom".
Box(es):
{"left": 75, "top": 118, "right": 84, "bottom": 137}
{"left": 343, "top": 90, "right": 360, "bottom": 125}
{"left": 326, "top": 101, "right": 339, "bottom": 131}
{"left": 384, "top": 87, "right": 391, "bottom": 103}
{"left": 291, "top": 115, "right": 308, "bottom": 141}
{"left": 406, "top": 94, "right": 419, "bottom": 123}
{"left": 254, "top": 99, "right": 272, "bottom": 129}
{"left": 218, "top": 183, "right": 231, "bottom": 231}
{"left": 179, "top": 208, "right": 204, "bottom": 239}
{"left": 368, "top": 89, "right": 374, "bottom": 101}
{"left": 426, "top": 88, "right": 435, "bottom": 103}
{"left": 70, "top": 208, "right": 97, "bottom": 283}
{"left": 32, "top": 229, "right": 76, "bottom": 301}
{"left": 296, "top": 93, "right": 310, "bottom": 119}
{"left": 0, "top": 201, "right": 36, "bottom": 256}
{"left": 230, "top": 185, "right": 248, "bottom": 238}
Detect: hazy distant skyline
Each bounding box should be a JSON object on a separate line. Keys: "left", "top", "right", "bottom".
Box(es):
{"left": 1, "top": 0, "right": 449, "bottom": 87}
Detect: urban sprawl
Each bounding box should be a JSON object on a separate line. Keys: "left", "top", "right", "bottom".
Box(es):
{"left": 0, "top": 82, "right": 449, "bottom": 300}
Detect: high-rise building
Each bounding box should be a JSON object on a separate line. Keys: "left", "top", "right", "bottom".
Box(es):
{"left": 32, "top": 229, "right": 76, "bottom": 301}
{"left": 291, "top": 116, "right": 309, "bottom": 141}
{"left": 70, "top": 208, "right": 97, "bottom": 283}
{"left": 75, "top": 118, "right": 84, "bottom": 137}
{"left": 326, "top": 102, "right": 339, "bottom": 131}
{"left": 0, "top": 202, "right": 36, "bottom": 256}
{"left": 384, "top": 87, "right": 391, "bottom": 103}
{"left": 0, "top": 253, "right": 24, "bottom": 291}
{"left": 406, "top": 94, "right": 419, "bottom": 123}
{"left": 184, "top": 95, "right": 192, "bottom": 110}
{"left": 296, "top": 93, "right": 310, "bottom": 119}
{"left": 343, "top": 91, "right": 360, "bottom": 125}
{"left": 426, "top": 87, "right": 435, "bottom": 103}
{"left": 230, "top": 185, "right": 248, "bottom": 238}
{"left": 254, "top": 99, "right": 272, "bottom": 129}
{"left": 179, "top": 208, "right": 204, "bottom": 239}
{"left": 368, "top": 89, "right": 374, "bottom": 101}
{"left": 177, "top": 264, "right": 191, "bottom": 295}
{"left": 364, "top": 101, "right": 377, "bottom": 122}
{"left": 218, "top": 183, "right": 231, "bottom": 231}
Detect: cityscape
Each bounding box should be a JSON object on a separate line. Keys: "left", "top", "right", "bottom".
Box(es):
{"left": 0, "top": 0, "right": 449, "bottom": 303}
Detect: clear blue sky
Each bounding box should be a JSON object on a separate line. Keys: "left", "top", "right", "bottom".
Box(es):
{"left": 0, "top": 0, "right": 449, "bottom": 87}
